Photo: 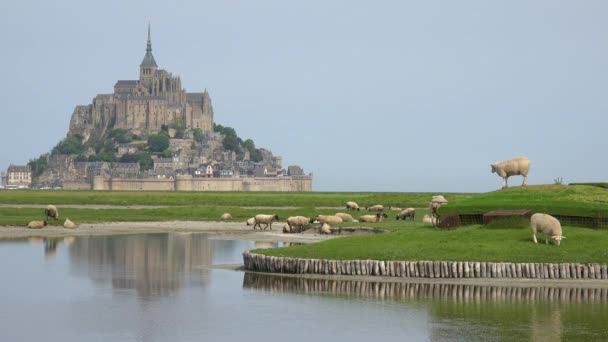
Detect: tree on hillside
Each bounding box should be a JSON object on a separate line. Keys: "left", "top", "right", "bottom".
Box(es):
{"left": 28, "top": 155, "right": 48, "bottom": 179}
{"left": 193, "top": 128, "right": 204, "bottom": 143}
{"left": 148, "top": 134, "right": 169, "bottom": 153}
{"left": 52, "top": 135, "right": 85, "bottom": 155}
{"left": 136, "top": 152, "right": 153, "bottom": 171}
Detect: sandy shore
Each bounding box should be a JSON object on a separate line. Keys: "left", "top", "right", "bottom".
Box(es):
{"left": 0, "top": 221, "right": 337, "bottom": 243}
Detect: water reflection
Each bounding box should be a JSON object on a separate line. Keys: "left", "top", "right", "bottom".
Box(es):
{"left": 67, "top": 233, "right": 215, "bottom": 298}
{"left": 244, "top": 272, "right": 608, "bottom": 341}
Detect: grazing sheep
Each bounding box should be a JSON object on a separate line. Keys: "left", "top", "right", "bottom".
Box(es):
{"left": 45, "top": 205, "right": 59, "bottom": 222}
{"left": 366, "top": 204, "right": 384, "bottom": 212}
{"left": 388, "top": 206, "right": 403, "bottom": 211}
{"left": 530, "top": 213, "right": 565, "bottom": 246}
{"left": 246, "top": 217, "right": 255, "bottom": 226}
{"left": 422, "top": 215, "right": 437, "bottom": 224}
{"left": 312, "top": 215, "right": 343, "bottom": 225}
{"left": 320, "top": 223, "right": 332, "bottom": 235}
{"left": 334, "top": 212, "right": 354, "bottom": 222}
{"left": 359, "top": 213, "right": 388, "bottom": 223}
{"left": 282, "top": 223, "right": 291, "bottom": 233}
{"left": 396, "top": 208, "right": 416, "bottom": 221}
{"left": 253, "top": 214, "right": 280, "bottom": 230}
{"left": 63, "top": 218, "right": 77, "bottom": 229}
{"left": 221, "top": 213, "right": 233, "bottom": 221}
{"left": 27, "top": 220, "right": 47, "bottom": 229}
{"left": 286, "top": 216, "right": 310, "bottom": 232}
{"left": 346, "top": 201, "right": 360, "bottom": 211}
{"left": 491, "top": 157, "right": 531, "bottom": 188}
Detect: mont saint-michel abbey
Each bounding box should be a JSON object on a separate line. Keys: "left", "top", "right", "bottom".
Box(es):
{"left": 70, "top": 26, "right": 214, "bottom": 140}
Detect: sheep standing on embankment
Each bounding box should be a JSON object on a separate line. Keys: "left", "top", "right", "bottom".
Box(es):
{"left": 27, "top": 221, "right": 47, "bottom": 229}
{"left": 346, "top": 201, "right": 360, "bottom": 211}
{"left": 45, "top": 205, "right": 59, "bottom": 222}
{"left": 334, "top": 213, "right": 354, "bottom": 222}
{"left": 312, "top": 215, "right": 344, "bottom": 225}
{"left": 63, "top": 218, "right": 77, "bottom": 229}
{"left": 221, "top": 213, "right": 233, "bottom": 221}
{"left": 491, "top": 157, "right": 531, "bottom": 188}
{"left": 359, "top": 213, "right": 388, "bottom": 223}
{"left": 286, "top": 216, "right": 310, "bottom": 232}
{"left": 396, "top": 208, "right": 416, "bottom": 221}
{"left": 530, "top": 213, "right": 564, "bottom": 246}
{"left": 253, "top": 214, "right": 280, "bottom": 230}
{"left": 246, "top": 217, "right": 255, "bottom": 226}
{"left": 282, "top": 223, "right": 291, "bottom": 233}
{"left": 366, "top": 205, "right": 384, "bottom": 212}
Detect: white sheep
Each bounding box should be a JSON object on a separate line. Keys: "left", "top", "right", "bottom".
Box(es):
{"left": 491, "top": 157, "right": 531, "bottom": 188}
{"left": 359, "top": 213, "right": 388, "bottom": 223}
{"left": 312, "top": 215, "right": 343, "bottom": 225}
{"left": 396, "top": 208, "right": 416, "bottom": 221}
{"left": 388, "top": 206, "right": 403, "bottom": 211}
{"left": 320, "top": 223, "right": 332, "bottom": 235}
{"left": 27, "top": 220, "right": 47, "bottom": 229}
{"left": 286, "top": 216, "right": 310, "bottom": 232}
{"left": 63, "top": 218, "right": 77, "bottom": 229}
{"left": 334, "top": 212, "right": 354, "bottom": 222}
{"left": 530, "top": 213, "right": 565, "bottom": 246}
{"left": 253, "top": 214, "right": 280, "bottom": 230}
{"left": 366, "top": 204, "right": 384, "bottom": 212}
{"left": 422, "top": 215, "right": 437, "bottom": 224}
{"left": 45, "top": 205, "right": 59, "bottom": 222}
{"left": 221, "top": 213, "right": 233, "bottom": 221}
{"left": 246, "top": 217, "right": 255, "bottom": 226}
{"left": 282, "top": 223, "right": 291, "bottom": 233}
{"left": 346, "top": 201, "right": 360, "bottom": 211}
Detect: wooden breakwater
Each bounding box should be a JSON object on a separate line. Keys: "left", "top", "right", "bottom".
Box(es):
{"left": 243, "top": 252, "right": 608, "bottom": 280}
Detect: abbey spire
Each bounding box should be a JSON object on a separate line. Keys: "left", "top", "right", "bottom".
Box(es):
{"left": 140, "top": 23, "right": 158, "bottom": 80}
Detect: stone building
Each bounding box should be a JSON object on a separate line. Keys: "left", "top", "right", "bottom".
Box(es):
{"left": 69, "top": 24, "right": 214, "bottom": 143}
{"left": 7, "top": 165, "right": 32, "bottom": 188}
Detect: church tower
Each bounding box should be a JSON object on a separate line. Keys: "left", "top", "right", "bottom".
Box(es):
{"left": 140, "top": 23, "right": 158, "bottom": 82}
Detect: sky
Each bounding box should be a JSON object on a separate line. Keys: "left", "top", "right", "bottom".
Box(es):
{"left": 0, "top": 0, "right": 606, "bottom": 192}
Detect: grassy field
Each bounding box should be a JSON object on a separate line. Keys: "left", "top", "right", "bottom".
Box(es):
{"left": 3, "top": 186, "right": 607, "bottom": 264}
{"left": 438, "top": 185, "right": 608, "bottom": 217}
{"left": 255, "top": 223, "right": 608, "bottom": 264}
{"left": 0, "top": 190, "right": 473, "bottom": 207}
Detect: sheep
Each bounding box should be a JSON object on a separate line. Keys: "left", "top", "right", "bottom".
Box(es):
{"left": 221, "top": 213, "right": 233, "bottom": 221}
{"left": 253, "top": 214, "right": 280, "bottom": 230}
{"left": 246, "top": 217, "right": 255, "bottom": 226}
{"left": 45, "top": 205, "right": 59, "bottom": 222}
{"left": 282, "top": 223, "right": 291, "bottom": 233}
{"left": 27, "top": 220, "right": 47, "bottom": 229}
{"left": 491, "top": 157, "right": 531, "bottom": 188}
{"left": 63, "top": 218, "right": 77, "bottom": 229}
{"left": 396, "top": 208, "right": 416, "bottom": 221}
{"left": 312, "top": 215, "right": 343, "bottom": 225}
{"left": 346, "top": 201, "right": 360, "bottom": 211}
{"left": 388, "top": 206, "right": 402, "bottom": 211}
{"left": 334, "top": 212, "right": 354, "bottom": 222}
{"left": 422, "top": 215, "right": 437, "bottom": 224}
{"left": 366, "top": 204, "right": 384, "bottom": 212}
{"left": 359, "top": 213, "right": 388, "bottom": 223}
{"left": 286, "top": 216, "right": 310, "bottom": 232}
{"left": 530, "top": 213, "right": 565, "bottom": 246}
{"left": 320, "top": 223, "right": 332, "bottom": 235}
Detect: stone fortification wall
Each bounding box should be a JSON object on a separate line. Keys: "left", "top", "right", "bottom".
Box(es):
{"left": 63, "top": 181, "right": 92, "bottom": 190}
{"left": 243, "top": 252, "right": 608, "bottom": 280}
{"left": 90, "top": 175, "right": 312, "bottom": 192}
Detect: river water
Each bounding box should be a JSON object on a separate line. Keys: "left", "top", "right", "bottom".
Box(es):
{"left": 1, "top": 233, "right": 606, "bottom": 341}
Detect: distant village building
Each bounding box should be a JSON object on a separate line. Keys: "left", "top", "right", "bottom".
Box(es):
{"left": 287, "top": 165, "right": 304, "bottom": 176}
{"left": 111, "top": 163, "right": 140, "bottom": 178}
{"left": 154, "top": 158, "right": 174, "bottom": 170}
{"left": 117, "top": 144, "right": 139, "bottom": 157}
{"left": 255, "top": 166, "right": 277, "bottom": 178}
{"left": 7, "top": 165, "right": 32, "bottom": 188}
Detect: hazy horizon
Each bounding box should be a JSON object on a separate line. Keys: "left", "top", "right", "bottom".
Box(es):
{"left": 1, "top": 1, "right": 606, "bottom": 192}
